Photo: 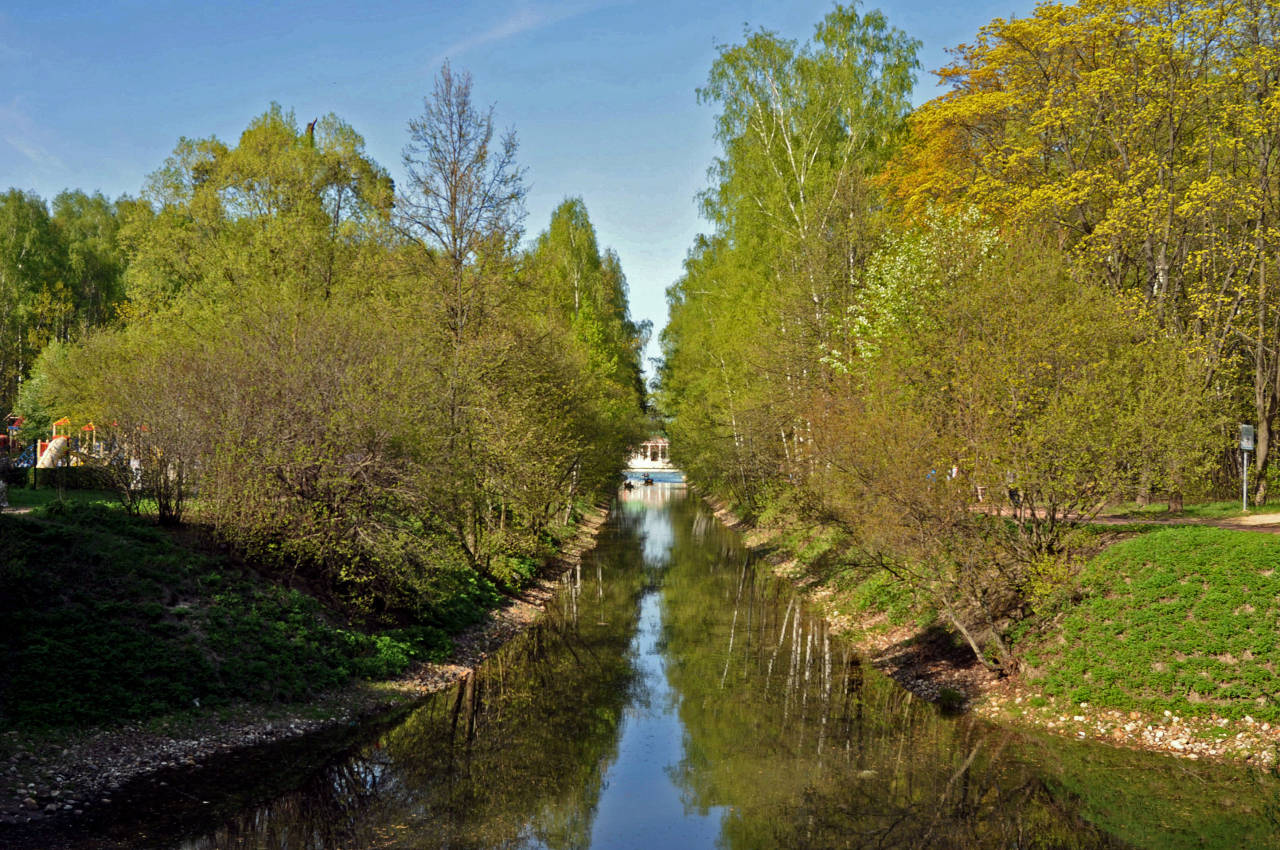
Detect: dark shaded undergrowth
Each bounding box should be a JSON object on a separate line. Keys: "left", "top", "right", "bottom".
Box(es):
{"left": 0, "top": 497, "right": 489, "bottom": 731}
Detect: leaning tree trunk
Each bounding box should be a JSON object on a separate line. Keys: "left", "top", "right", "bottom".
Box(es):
{"left": 939, "top": 594, "right": 1005, "bottom": 676}
{"left": 1254, "top": 419, "right": 1271, "bottom": 506}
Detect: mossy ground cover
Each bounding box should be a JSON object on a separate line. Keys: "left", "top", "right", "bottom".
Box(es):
{"left": 1022, "top": 526, "right": 1280, "bottom": 721}
{"left": 0, "top": 496, "right": 454, "bottom": 730}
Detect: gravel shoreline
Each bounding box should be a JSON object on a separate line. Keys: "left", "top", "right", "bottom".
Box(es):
{"left": 0, "top": 505, "right": 611, "bottom": 831}
{"left": 972, "top": 680, "right": 1280, "bottom": 766}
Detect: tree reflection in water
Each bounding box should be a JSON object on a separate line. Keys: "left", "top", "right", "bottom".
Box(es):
{"left": 92, "top": 487, "right": 1280, "bottom": 849}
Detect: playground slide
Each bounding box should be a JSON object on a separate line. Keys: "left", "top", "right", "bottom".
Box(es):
{"left": 36, "top": 436, "right": 69, "bottom": 469}
{"left": 14, "top": 443, "right": 36, "bottom": 468}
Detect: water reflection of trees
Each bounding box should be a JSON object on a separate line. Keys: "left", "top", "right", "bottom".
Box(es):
{"left": 659, "top": 495, "right": 1116, "bottom": 848}
{"left": 167, "top": 492, "right": 1280, "bottom": 849}
{"left": 181, "top": 504, "right": 658, "bottom": 850}
{"left": 659, "top": 497, "right": 1279, "bottom": 849}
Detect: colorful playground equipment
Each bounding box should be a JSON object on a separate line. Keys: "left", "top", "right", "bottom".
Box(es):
{"left": 2, "top": 414, "right": 112, "bottom": 471}
{"left": 14, "top": 443, "right": 36, "bottom": 467}
{"left": 35, "top": 417, "right": 72, "bottom": 468}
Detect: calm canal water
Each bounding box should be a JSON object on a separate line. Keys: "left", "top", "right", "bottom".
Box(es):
{"left": 34, "top": 485, "right": 1280, "bottom": 848}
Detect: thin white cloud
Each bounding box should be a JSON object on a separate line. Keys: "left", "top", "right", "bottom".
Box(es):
{"left": 0, "top": 100, "right": 66, "bottom": 173}
{"left": 428, "top": 1, "right": 616, "bottom": 70}
{"left": 430, "top": 7, "right": 544, "bottom": 68}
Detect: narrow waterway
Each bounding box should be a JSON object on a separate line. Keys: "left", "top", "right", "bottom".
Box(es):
{"left": 40, "top": 485, "right": 1280, "bottom": 848}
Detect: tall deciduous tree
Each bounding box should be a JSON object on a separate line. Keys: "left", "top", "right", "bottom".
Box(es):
{"left": 0, "top": 188, "right": 129, "bottom": 417}
{"left": 813, "top": 215, "right": 1222, "bottom": 670}
{"left": 663, "top": 2, "right": 918, "bottom": 504}
{"left": 51, "top": 190, "right": 126, "bottom": 332}
{"left": 399, "top": 60, "right": 527, "bottom": 341}
{"left": 0, "top": 190, "right": 69, "bottom": 414}
{"left": 123, "top": 104, "right": 393, "bottom": 314}
{"left": 393, "top": 63, "right": 531, "bottom": 576}
{"left": 886, "top": 0, "right": 1280, "bottom": 499}
{"left": 528, "top": 198, "right": 649, "bottom": 503}
{"left": 661, "top": 2, "right": 1229, "bottom": 671}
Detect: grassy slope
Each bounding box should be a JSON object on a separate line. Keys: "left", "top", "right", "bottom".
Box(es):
{"left": 1022, "top": 526, "right": 1280, "bottom": 721}
{"left": 0, "top": 498, "right": 453, "bottom": 730}
{"left": 745, "top": 493, "right": 1280, "bottom": 724}
{"left": 1102, "top": 499, "right": 1264, "bottom": 520}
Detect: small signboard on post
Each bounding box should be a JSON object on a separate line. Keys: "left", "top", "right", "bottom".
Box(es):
{"left": 1241, "top": 424, "right": 1256, "bottom": 510}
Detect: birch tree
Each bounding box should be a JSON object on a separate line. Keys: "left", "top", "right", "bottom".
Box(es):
{"left": 663, "top": 2, "right": 918, "bottom": 505}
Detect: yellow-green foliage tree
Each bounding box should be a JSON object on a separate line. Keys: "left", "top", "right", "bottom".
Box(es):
{"left": 887, "top": 0, "right": 1280, "bottom": 499}
{"left": 0, "top": 191, "right": 66, "bottom": 419}
{"left": 0, "top": 189, "right": 127, "bottom": 419}
{"left": 122, "top": 104, "right": 393, "bottom": 315}
{"left": 813, "top": 213, "right": 1222, "bottom": 670}
{"left": 661, "top": 2, "right": 1227, "bottom": 670}
{"left": 527, "top": 198, "right": 649, "bottom": 502}
{"left": 47, "top": 106, "right": 398, "bottom": 536}
{"left": 661, "top": 2, "right": 919, "bottom": 506}
{"left": 39, "top": 74, "right": 647, "bottom": 625}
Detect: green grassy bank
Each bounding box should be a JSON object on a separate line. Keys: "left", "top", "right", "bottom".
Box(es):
{"left": 0, "top": 490, "right": 578, "bottom": 732}
{"left": 731, "top": 494, "right": 1280, "bottom": 725}
{"left": 1019, "top": 526, "right": 1280, "bottom": 722}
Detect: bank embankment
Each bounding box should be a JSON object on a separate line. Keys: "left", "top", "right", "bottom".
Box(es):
{"left": 0, "top": 501, "right": 610, "bottom": 829}
{"left": 704, "top": 497, "right": 999, "bottom": 705}
{"left": 706, "top": 497, "right": 1280, "bottom": 766}
{"left": 977, "top": 525, "right": 1280, "bottom": 764}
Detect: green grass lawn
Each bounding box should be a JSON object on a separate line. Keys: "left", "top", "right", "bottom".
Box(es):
{"left": 1101, "top": 499, "right": 1263, "bottom": 520}
{"left": 1022, "top": 526, "right": 1280, "bottom": 720}
{"left": 4, "top": 486, "right": 217, "bottom": 521}
{"left": 0, "top": 498, "right": 450, "bottom": 730}
{"left": 4, "top": 486, "right": 119, "bottom": 511}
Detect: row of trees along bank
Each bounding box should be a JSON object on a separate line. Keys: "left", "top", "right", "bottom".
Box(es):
{"left": 657, "top": 1, "right": 1267, "bottom": 673}
{"left": 10, "top": 64, "right": 649, "bottom": 628}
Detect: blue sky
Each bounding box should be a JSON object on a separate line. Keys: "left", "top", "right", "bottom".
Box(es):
{"left": 0, "top": 1, "right": 1039, "bottom": 371}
